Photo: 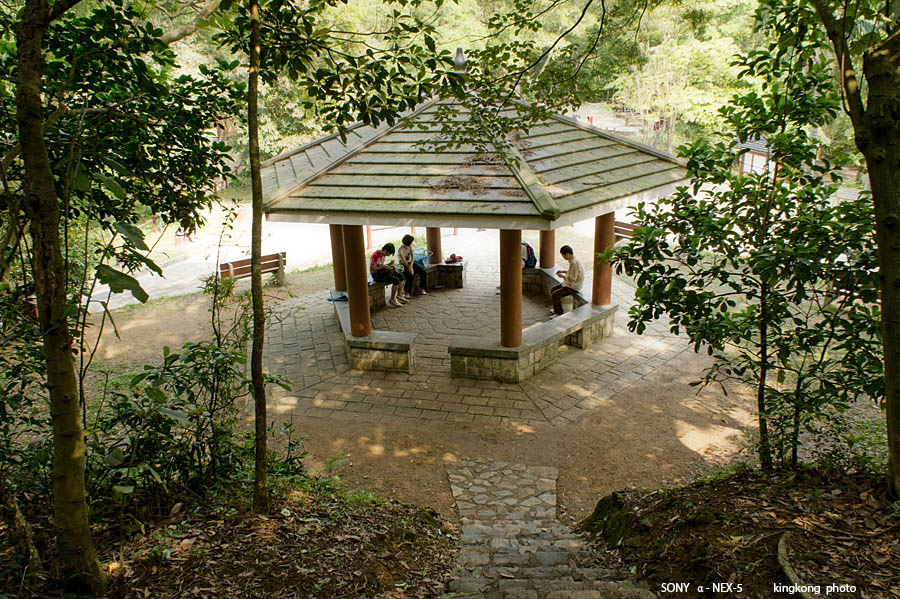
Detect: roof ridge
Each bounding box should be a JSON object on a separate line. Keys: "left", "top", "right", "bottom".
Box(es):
{"left": 501, "top": 137, "right": 560, "bottom": 221}
{"left": 265, "top": 98, "right": 443, "bottom": 210}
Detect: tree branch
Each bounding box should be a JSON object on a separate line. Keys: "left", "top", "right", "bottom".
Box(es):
{"left": 810, "top": 0, "right": 866, "bottom": 125}
{"left": 159, "top": 0, "right": 221, "bottom": 44}
{"left": 48, "top": 0, "right": 83, "bottom": 22}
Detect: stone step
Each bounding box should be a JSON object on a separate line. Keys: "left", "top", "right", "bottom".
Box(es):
{"left": 477, "top": 578, "right": 657, "bottom": 598}
{"left": 489, "top": 537, "right": 586, "bottom": 552}
{"left": 451, "top": 567, "right": 630, "bottom": 583}
{"left": 460, "top": 521, "right": 579, "bottom": 543}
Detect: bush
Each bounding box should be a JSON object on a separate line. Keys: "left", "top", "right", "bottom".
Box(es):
{"left": 0, "top": 284, "right": 51, "bottom": 502}
{"left": 85, "top": 342, "right": 250, "bottom": 514}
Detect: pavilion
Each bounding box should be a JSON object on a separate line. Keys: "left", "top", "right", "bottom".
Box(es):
{"left": 261, "top": 96, "right": 687, "bottom": 381}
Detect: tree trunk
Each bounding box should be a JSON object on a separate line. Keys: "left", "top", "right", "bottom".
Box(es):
{"left": 14, "top": 1, "right": 105, "bottom": 592}
{"left": 859, "top": 31, "right": 900, "bottom": 496}
{"left": 248, "top": 0, "right": 269, "bottom": 515}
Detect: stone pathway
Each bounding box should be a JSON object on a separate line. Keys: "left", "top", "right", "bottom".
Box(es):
{"left": 444, "top": 457, "right": 656, "bottom": 599}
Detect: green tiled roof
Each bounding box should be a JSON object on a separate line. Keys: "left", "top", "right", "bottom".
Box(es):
{"left": 262, "top": 99, "right": 687, "bottom": 228}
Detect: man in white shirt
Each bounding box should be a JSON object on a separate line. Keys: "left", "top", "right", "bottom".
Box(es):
{"left": 551, "top": 245, "right": 584, "bottom": 316}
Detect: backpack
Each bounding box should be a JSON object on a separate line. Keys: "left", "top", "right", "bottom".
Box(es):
{"left": 522, "top": 242, "right": 537, "bottom": 268}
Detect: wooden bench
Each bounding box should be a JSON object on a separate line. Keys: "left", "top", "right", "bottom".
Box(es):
{"left": 220, "top": 252, "right": 286, "bottom": 285}
{"left": 614, "top": 221, "right": 638, "bottom": 242}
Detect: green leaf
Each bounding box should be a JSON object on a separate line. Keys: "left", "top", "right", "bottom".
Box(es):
{"left": 73, "top": 166, "right": 91, "bottom": 193}
{"left": 114, "top": 222, "right": 149, "bottom": 252}
{"left": 95, "top": 264, "right": 149, "bottom": 303}
{"left": 145, "top": 387, "right": 166, "bottom": 403}
{"left": 97, "top": 173, "right": 127, "bottom": 200}
{"left": 113, "top": 485, "right": 135, "bottom": 495}
{"left": 100, "top": 156, "right": 134, "bottom": 178}
{"left": 158, "top": 407, "right": 191, "bottom": 426}
{"left": 104, "top": 447, "right": 126, "bottom": 467}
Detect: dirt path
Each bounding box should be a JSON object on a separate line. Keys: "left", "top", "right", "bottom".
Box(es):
{"left": 283, "top": 361, "right": 752, "bottom": 524}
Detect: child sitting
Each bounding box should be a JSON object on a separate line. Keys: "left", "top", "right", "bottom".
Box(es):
{"left": 370, "top": 243, "right": 405, "bottom": 307}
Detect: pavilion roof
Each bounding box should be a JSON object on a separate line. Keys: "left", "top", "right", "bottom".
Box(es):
{"left": 262, "top": 98, "right": 687, "bottom": 229}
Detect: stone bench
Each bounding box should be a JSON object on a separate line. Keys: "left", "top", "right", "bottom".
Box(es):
{"left": 368, "top": 279, "right": 388, "bottom": 309}
{"left": 449, "top": 303, "right": 616, "bottom": 383}
{"left": 331, "top": 291, "right": 416, "bottom": 373}
{"left": 424, "top": 260, "right": 466, "bottom": 289}
{"left": 449, "top": 268, "right": 616, "bottom": 383}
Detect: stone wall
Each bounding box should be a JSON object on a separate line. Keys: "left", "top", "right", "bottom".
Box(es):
{"left": 332, "top": 293, "right": 415, "bottom": 373}
{"left": 565, "top": 308, "right": 615, "bottom": 349}
{"left": 423, "top": 261, "right": 466, "bottom": 290}
{"left": 347, "top": 338, "right": 414, "bottom": 373}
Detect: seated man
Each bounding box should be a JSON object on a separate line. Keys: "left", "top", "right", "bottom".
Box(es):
{"left": 551, "top": 245, "right": 583, "bottom": 316}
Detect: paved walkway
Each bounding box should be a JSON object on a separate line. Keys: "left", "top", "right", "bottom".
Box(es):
{"left": 443, "top": 457, "right": 655, "bottom": 598}
{"left": 262, "top": 229, "right": 688, "bottom": 428}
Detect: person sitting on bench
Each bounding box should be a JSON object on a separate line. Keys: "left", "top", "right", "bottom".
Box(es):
{"left": 551, "top": 245, "right": 584, "bottom": 316}
{"left": 370, "top": 243, "right": 405, "bottom": 307}
{"left": 398, "top": 234, "right": 427, "bottom": 300}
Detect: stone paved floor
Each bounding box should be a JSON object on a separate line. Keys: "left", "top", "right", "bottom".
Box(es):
{"left": 263, "top": 229, "right": 691, "bottom": 427}
{"left": 443, "top": 457, "right": 655, "bottom": 598}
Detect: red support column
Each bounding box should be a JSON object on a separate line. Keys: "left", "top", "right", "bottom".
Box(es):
{"left": 539, "top": 230, "right": 555, "bottom": 269}
{"left": 329, "top": 224, "right": 347, "bottom": 292}
{"left": 366, "top": 224, "right": 373, "bottom": 249}
{"left": 342, "top": 224, "right": 372, "bottom": 337}
{"left": 593, "top": 212, "right": 615, "bottom": 306}
{"left": 426, "top": 227, "right": 443, "bottom": 264}
{"left": 500, "top": 229, "right": 523, "bottom": 348}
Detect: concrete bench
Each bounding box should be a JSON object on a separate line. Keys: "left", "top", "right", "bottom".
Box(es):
{"left": 368, "top": 279, "right": 389, "bottom": 309}
{"left": 331, "top": 290, "right": 416, "bottom": 373}
{"left": 449, "top": 303, "right": 616, "bottom": 383}
{"left": 449, "top": 267, "right": 615, "bottom": 383}
{"left": 424, "top": 260, "right": 466, "bottom": 289}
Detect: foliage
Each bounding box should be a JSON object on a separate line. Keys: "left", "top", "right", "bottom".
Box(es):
{"left": 607, "top": 15, "right": 883, "bottom": 468}
{"left": 201, "top": 271, "right": 237, "bottom": 303}
{"left": 214, "top": 0, "right": 459, "bottom": 133}
{"left": 0, "top": 0, "right": 245, "bottom": 305}
{"left": 612, "top": 18, "right": 746, "bottom": 150}
{"left": 86, "top": 342, "right": 249, "bottom": 512}
{"left": 0, "top": 284, "right": 50, "bottom": 499}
